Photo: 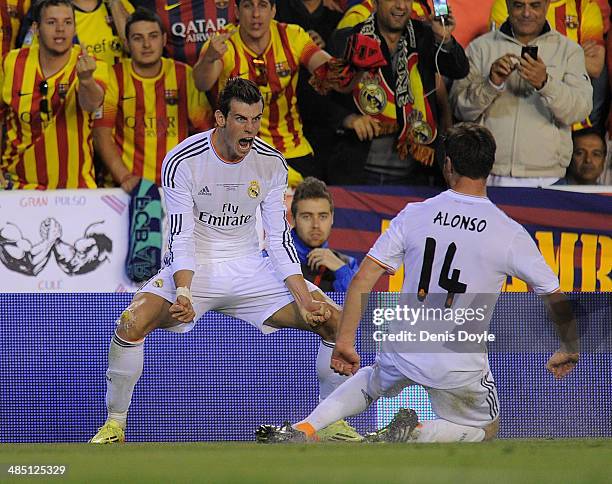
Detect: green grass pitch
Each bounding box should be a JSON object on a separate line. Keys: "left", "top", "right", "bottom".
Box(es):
{"left": 1, "top": 439, "right": 611, "bottom": 483}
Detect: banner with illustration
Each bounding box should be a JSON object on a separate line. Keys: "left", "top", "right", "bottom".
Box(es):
{"left": 0, "top": 186, "right": 609, "bottom": 293}
{"left": 0, "top": 189, "right": 139, "bottom": 292}
{"left": 325, "top": 186, "right": 611, "bottom": 292}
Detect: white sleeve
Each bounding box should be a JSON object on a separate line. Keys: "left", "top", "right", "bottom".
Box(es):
{"left": 536, "top": 43, "right": 593, "bottom": 126}
{"left": 506, "top": 228, "right": 560, "bottom": 295}
{"left": 260, "top": 166, "right": 301, "bottom": 281}
{"left": 367, "top": 208, "right": 409, "bottom": 274}
{"left": 450, "top": 41, "right": 503, "bottom": 122}
{"left": 161, "top": 153, "right": 196, "bottom": 275}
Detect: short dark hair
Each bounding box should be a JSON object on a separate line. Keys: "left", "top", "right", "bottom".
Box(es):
{"left": 217, "top": 77, "right": 264, "bottom": 117}
{"left": 572, "top": 127, "right": 607, "bottom": 155}
{"left": 291, "top": 177, "right": 334, "bottom": 219}
{"left": 125, "top": 7, "right": 164, "bottom": 39}
{"left": 236, "top": 0, "right": 276, "bottom": 6}
{"left": 444, "top": 123, "right": 496, "bottom": 180}
{"left": 34, "top": 0, "right": 74, "bottom": 23}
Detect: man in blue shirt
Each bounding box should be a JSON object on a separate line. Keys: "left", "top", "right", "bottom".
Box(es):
{"left": 291, "top": 177, "right": 358, "bottom": 292}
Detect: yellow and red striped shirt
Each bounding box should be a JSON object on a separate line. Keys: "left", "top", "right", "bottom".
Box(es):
{"left": 97, "top": 57, "right": 212, "bottom": 185}
{"left": 490, "top": 0, "right": 604, "bottom": 45}
{"left": 0, "top": 0, "right": 31, "bottom": 60}
{"left": 23, "top": 0, "right": 133, "bottom": 66}
{"left": 210, "top": 21, "right": 321, "bottom": 160}
{"left": 0, "top": 45, "right": 109, "bottom": 189}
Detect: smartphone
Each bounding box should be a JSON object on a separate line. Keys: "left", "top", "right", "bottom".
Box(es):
{"left": 521, "top": 45, "right": 538, "bottom": 60}
{"left": 433, "top": 0, "right": 449, "bottom": 19}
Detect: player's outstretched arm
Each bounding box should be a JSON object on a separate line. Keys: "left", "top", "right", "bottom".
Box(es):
{"left": 161, "top": 142, "right": 198, "bottom": 322}
{"left": 542, "top": 291, "right": 580, "bottom": 379}
{"left": 169, "top": 270, "right": 196, "bottom": 323}
{"left": 332, "top": 257, "right": 386, "bottom": 376}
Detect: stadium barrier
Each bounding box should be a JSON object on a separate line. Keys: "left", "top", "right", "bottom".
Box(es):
{"left": 1, "top": 187, "right": 609, "bottom": 294}
{"left": 1, "top": 292, "right": 609, "bottom": 443}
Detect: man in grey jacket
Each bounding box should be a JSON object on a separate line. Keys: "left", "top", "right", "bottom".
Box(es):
{"left": 450, "top": 0, "right": 592, "bottom": 187}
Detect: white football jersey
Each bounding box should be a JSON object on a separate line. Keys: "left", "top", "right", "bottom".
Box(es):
{"left": 161, "top": 129, "right": 300, "bottom": 282}
{"left": 368, "top": 190, "right": 560, "bottom": 389}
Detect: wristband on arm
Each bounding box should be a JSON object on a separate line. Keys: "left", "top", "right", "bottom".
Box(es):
{"left": 176, "top": 286, "right": 193, "bottom": 303}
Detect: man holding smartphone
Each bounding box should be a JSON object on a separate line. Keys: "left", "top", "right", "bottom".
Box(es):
{"left": 450, "top": 0, "right": 592, "bottom": 187}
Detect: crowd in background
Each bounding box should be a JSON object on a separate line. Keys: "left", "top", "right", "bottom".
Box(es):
{"left": 1, "top": 0, "right": 611, "bottom": 192}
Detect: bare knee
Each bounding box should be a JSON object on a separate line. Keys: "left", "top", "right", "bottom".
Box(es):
{"left": 116, "top": 292, "right": 175, "bottom": 341}
{"left": 483, "top": 418, "right": 500, "bottom": 441}
{"left": 115, "top": 299, "right": 162, "bottom": 341}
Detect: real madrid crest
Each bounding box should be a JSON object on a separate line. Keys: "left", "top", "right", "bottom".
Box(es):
{"left": 358, "top": 74, "right": 387, "bottom": 116}
{"left": 153, "top": 279, "right": 164, "bottom": 288}
{"left": 408, "top": 111, "right": 435, "bottom": 145}
{"left": 248, "top": 180, "right": 260, "bottom": 199}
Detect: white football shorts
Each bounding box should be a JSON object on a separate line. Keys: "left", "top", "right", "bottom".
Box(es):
{"left": 140, "top": 253, "right": 318, "bottom": 334}
{"left": 367, "top": 358, "right": 500, "bottom": 428}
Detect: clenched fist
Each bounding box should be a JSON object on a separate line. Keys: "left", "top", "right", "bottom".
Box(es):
{"left": 331, "top": 342, "right": 360, "bottom": 376}
{"left": 40, "top": 217, "right": 62, "bottom": 241}
{"left": 546, "top": 350, "right": 579, "bottom": 379}
{"left": 299, "top": 299, "right": 332, "bottom": 328}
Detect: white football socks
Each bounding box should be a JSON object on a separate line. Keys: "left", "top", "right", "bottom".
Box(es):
{"left": 412, "top": 419, "right": 485, "bottom": 443}
{"left": 297, "top": 366, "right": 374, "bottom": 432}
{"left": 316, "top": 340, "right": 349, "bottom": 401}
{"left": 105, "top": 331, "right": 144, "bottom": 429}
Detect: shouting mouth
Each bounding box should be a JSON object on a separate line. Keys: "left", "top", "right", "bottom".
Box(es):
{"left": 238, "top": 137, "right": 254, "bottom": 152}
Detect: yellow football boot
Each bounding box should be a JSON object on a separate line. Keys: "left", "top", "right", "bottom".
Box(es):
{"left": 89, "top": 420, "right": 125, "bottom": 444}
{"left": 316, "top": 419, "right": 364, "bottom": 442}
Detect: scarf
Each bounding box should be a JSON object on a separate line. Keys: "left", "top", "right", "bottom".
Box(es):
{"left": 354, "top": 15, "right": 437, "bottom": 165}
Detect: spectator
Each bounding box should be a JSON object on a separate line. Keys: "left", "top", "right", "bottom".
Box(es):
{"left": 334, "top": 0, "right": 455, "bottom": 156}
{"left": 290, "top": 177, "right": 358, "bottom": 292}
{"left": 490, "top": 0, "right": 605, "bottom": 78}
{"left": 593, "top": 0, "right": 610, "bottom": 33}
{"left": 193, "top": 0, "right": 341, "bottom": 187}
{"left": 20, "top": 0, "right": 134, "bottom": 67}
{"left": 93, "top": 8, "right": 212, "bottom": 192}
{"left": 326, "top": 0, "right": 468, "bottom": 185}
{"left": 0, "top": 0, "right": 108, "bottom": 190}
{"left": 558, "top": 128, "right": 607, "bottom": 184}
{"left": 336, "top": 0, "right": 431, "bottom": 29}
{"left": 1, "top": 0, "right": 32, "bottom": 60}
{"left": 490, "top": 0, "right": 605, "bottom": 129}
{"left": 450, "top": 0, "right": 592, "bottom": 187}
{"left": 131, "top": 0, "right": 238, "bottom": 66}
{"left": 275, "top": 0, "right": 343, "bottom": 181}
